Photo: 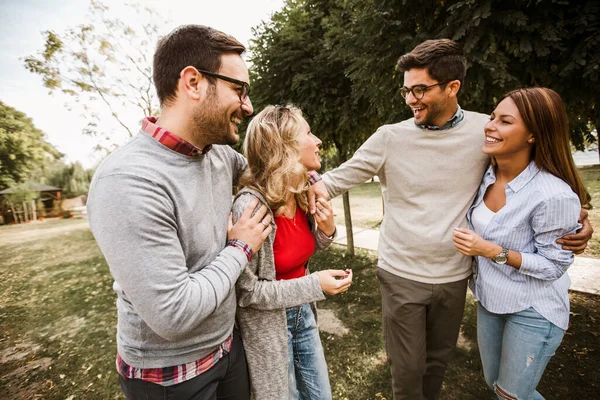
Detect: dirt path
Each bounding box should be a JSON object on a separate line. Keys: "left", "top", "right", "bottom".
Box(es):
{"left": 0, "top": 219, "right": 90, "bottom": 246}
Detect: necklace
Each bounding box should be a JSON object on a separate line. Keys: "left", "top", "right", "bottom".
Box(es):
{"left": 278, "top": 204, "right": 297, "bottom": 226}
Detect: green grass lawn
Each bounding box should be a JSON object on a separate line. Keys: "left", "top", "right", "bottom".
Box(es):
{"left": 1, "top": 219, "right": 599, "bottom": 399}
{"left": 312, "top": 246, "right": 600, "bottom": 400}
{"left": 0, "top": 219, "right": 122, "bottom": 399}
{"left": 331, "top": 181, "right": 383, "bottom": 229}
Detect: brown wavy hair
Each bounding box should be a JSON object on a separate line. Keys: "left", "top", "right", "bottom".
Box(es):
{"left": 505, "top": 87, "right": 591, "bottom": 208}
{"left": 239, "top": 105, "right": 310, "bottom": 213}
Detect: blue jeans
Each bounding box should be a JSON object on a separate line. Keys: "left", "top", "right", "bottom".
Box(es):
{"left": 477, "top": 303, "right": 565, "bottom": 400}
{"left": 286, "top": 303, "right": 332, "bottom": 400}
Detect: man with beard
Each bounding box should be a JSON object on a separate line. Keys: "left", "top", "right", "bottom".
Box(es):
{"left": 310, "top": 39, "right": 592, "bottom": 399}
{"left": 87, "top": 25, "right": 272, "bottom": 400}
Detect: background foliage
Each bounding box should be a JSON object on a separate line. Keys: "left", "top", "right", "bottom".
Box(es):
{"left": 250, "top": 0, "right": 599, "bottom": 160}
{"left": 0, "top": 101, "right": 61, "bottom": 191}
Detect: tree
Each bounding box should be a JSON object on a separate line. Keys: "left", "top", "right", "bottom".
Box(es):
{"left": 336, "top": 0, "right": 599, "bottom": 152}
{"left": 43, "top": 161, "right": 94, "bottom": 198}
{"left": 24, "top": 0, "right": 161, "bottom": 138}
{"left": 331, "top": 0, "right": 451, "bottom": 124}
{"left": 250, "top": 0, "right": 381, "bottom": 255}
{"left": 0, "top": 101, "right": 61, "bottom": 191}
{"left": 435, "top": 0, "right": 600, "bottom": 153}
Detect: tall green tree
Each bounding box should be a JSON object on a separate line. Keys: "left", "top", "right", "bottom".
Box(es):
{"left": 24, "top": 0, "right": 161, "bottom": 138}
{"left": 336, "top": 0, "right": 598, "bottom": 150}
{"left": 0, "top": 101, "right": 61, "bottom": 191}
{"left": 321, "top": 0, "right": 599, "bottom": 156}
{"left": 330, "top": 0, "right": 451, "bottom": 124}
{"left": 250, "top": 0, "right": 380, "bottom": 254}
{"left": 436, "top": 0, "right": 600, "bottom": 152}
{"left": 43, "top": 161, "right": 94, "bottom": 198}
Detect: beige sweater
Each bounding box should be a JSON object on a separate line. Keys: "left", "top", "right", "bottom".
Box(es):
{"left": 323, "top": 111, "right": 490, "bottom": 284}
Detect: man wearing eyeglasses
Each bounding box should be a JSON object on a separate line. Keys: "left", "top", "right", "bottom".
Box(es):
{"left": 87, "top": 25, "right": 271, "bottom": 399}
{"left": 310, "top": 39, "right": 592, "bottom": 399}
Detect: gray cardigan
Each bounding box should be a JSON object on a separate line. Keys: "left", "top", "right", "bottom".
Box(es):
{"left": 232, "top": 188, "right": 335, "bottom": 400}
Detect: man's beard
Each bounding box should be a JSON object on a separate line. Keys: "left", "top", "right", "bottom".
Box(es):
{"left": 420, "top": 99, "right": 447, "bottom": 127}
{"left": 192, "top": 86, "right": 240, "bottom": 146}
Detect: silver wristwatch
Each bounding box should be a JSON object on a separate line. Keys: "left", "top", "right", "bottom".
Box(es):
{"left": 492, "top": 247, "right": 509, "bottom": 264}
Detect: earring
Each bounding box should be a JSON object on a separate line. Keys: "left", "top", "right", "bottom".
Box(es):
{"left": 528, "top": 139, "right": 534, "bottom": 143}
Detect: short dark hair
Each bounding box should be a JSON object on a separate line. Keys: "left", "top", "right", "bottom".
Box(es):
{"left": 397, "top": 39, "right": 466, "bottom": 88}
{"left": 153, "top": 25, "right": 246, "bottom": 106}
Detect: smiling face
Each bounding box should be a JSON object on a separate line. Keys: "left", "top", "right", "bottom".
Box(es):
{"left": 297, "top": 117, "right": 322, "bottom": 171}
{"left": 483, "top": 97, "right": 534, "bottom": 160}
{"left": 192, "top": 53, "right": 253, "bottom": 146}
{"left": 403, "top": 68, "right": 455, "bottom": 127}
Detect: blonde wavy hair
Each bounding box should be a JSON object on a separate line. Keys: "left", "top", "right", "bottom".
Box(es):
{"left": 239, "top": 105, "right": 310, "bottom": 213}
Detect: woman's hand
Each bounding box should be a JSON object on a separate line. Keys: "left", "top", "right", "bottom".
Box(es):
{"left": 453, "top": 228, "right": 501, "bottom": 258}
{"left": 317, "top": 269, "right": 352, "bottom": 295}
{"left": 315, "top": 197, "right": 336, "bottom": 237}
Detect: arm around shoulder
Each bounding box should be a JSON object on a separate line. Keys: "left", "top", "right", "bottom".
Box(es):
{"left": 322, "top": 127, "right": 389, "bottom": 199}
{"left": 519, "top": 191, "right": 581, "bottom": 280}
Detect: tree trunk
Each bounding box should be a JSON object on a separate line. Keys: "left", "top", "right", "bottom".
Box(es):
{"left": 342, "top": 191, "right": 354, "bottom": 256}
{"left": 334, "top": 143, "right": 355, "bottom": 256}
{"left": 9, "top": 201, "right": 19, "bottom": 224}
{"left": 31, "top": 200, "right": 37, "bottom": 221}
{"left": 22, "top": 201, "right": 29, "bottom": 222}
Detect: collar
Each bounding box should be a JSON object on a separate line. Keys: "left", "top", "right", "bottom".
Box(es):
{"left": 416, "top": 105, "right": 464, "bottom": 130}
{"left": 483, "top": 160, "right": 541, "bottom": 193}
{"left": 141, "top": 116, "right": 212, "bottom": 156}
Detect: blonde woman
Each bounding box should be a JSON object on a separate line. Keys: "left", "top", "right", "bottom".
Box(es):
{"left": 231, "top": 105, "right": 352, "bottom": 400}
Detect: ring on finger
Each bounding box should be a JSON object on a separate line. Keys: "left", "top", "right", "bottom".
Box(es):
{"left": 260, "top": 220, "right": 268, "bottom": 227}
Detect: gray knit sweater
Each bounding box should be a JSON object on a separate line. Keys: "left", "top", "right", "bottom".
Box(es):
{"left": 87, "top": 131, "right": 248, "bottom": 369}
{"left": 232, "top": 188, "right": 334, "bottom": 400}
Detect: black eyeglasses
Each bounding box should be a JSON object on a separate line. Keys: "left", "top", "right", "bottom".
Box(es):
{"left": 195, "top": 68, "right": 250, "bottom": 102}
{"left": 399, "top": 81, "right": 451, "bottom": 100}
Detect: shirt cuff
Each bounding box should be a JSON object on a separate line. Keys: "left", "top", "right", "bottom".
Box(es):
{"left": 226, "top": 239, "right": 253, "bottom": 262}
{"left": 327, "top": 227, "right": 337, "bottom": 239}
{"left": 308, "top": 171, "right": 322, "bottom": 185}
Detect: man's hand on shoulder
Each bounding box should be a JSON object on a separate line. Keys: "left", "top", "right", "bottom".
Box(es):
{"left": 228, "top": 198, "right": 272, "bottom": 253}
{"left": 308, "top": 180, "right": 330, "bottom": 214}
{"left": 556, "top": 208, "right": 593, "bottom": 254}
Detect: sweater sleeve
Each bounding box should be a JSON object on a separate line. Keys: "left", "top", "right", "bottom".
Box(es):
{"left": 322, "top": 127, "right": 388, "bottom": 199}
{"left": 232, "top": 193, "right": 326, "bottom": 310}
{"left": 311, "top": 214, "right": 336, "bottom": 251}
{"left": 87, "top": 173, "right": 248, "bottom": 341}
{"left": 519, "top": 192, "right": 581, "bottom": 280}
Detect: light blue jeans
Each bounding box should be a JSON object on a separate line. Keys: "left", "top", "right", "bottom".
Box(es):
{"left": 286, "top": 303, "right": 332, "bottom": 400}
{"left": 477, "top": 303, "right": 565, "bottom": 400}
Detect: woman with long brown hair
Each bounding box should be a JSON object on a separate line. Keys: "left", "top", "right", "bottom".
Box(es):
{"left": 452, "top": 87, "right": 591, "bottom": 399}
{"left": 231, "top": 105, "right": 352, "bottom": 400}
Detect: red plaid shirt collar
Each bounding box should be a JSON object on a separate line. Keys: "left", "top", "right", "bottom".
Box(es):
{"left": 141, "top": 116, "right": 212, "bottom": 156}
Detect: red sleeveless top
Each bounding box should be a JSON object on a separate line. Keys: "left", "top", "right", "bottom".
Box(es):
{"left": 273, "top": 207, "right": 316, "bottom": 280}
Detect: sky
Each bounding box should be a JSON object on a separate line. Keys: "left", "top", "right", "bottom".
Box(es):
{"left": 0, "top": 0, "right": 285, "bottom": 168}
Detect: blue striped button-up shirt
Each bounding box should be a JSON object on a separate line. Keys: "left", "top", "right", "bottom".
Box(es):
{"left": 468, "top": 161, "right": 581, "bottom": 330}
